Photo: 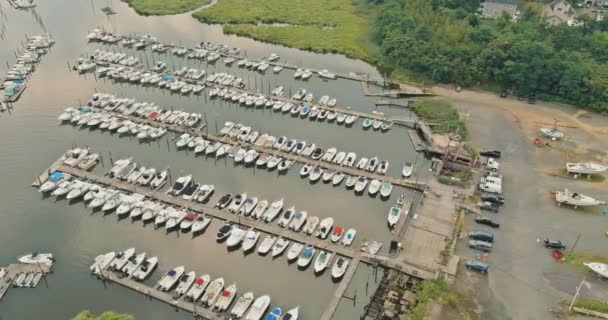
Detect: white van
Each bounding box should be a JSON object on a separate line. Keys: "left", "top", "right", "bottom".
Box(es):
{"left": 479, "top": 182, "right": 502, "bottom": 194}
{"left": 481, "top": 176, "right": 502, "bottom": 185}
{"left": 486, "top": 158, "right": 499, "bottom": 171}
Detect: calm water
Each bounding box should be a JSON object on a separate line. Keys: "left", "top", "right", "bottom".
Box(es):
{"left": 0, "top": 1, "right": 424, "bottom": 319}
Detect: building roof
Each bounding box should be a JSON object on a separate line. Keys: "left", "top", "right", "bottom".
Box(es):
{"left": 484, "top": 0, "right": 517, "bottom": 5}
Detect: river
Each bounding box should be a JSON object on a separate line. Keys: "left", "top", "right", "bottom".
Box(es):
{"left": 0, "top": 0, "right": 425, "bottom": 319}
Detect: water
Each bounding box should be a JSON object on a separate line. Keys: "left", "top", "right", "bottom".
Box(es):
{"left": 0, "top": 1, "right": 424, "bottom": 319}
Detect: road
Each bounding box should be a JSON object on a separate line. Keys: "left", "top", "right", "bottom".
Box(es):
{"left": 433, "top": 86, "right": 608, "bottom": 320}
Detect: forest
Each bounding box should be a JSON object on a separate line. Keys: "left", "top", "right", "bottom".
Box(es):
{"left": 372, "top": 0, "right": 608, "bottom": 112}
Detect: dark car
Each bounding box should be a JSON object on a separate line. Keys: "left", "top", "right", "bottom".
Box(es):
{"left": 465, "top": 260, "right": 489, "bottom": 274}
{"left": 469, "top": 231, "right": 495, "bottom": 243}
{"left": 528, "top": 93, "right": 536, "bottom": 104}
{"left": 478, "top": 201, "right": 499, "bottom": 213}
{"left": 480, "top": 150, "right": 501, "bottom": 158}
{"left": 481, "top": 195, "right": 505, "bottom": 205}
{"left": 544, "top": 239, "right": 566, "bottom": 250}
{"left": 500, "top": 90, "right": 508, "bottom": 98}
{"left": 468, "top": 240, "right": 493, "bottom": 252}
{"left": 475, "top": 216, "right": 500, "bottom": 228}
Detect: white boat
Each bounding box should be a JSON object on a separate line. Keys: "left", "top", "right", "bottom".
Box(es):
{"left": 331, "top": 226, "right": 344, "bottom": 242}
{"left": 228, "top": 193, "right": 247, "bottom": 213}
{"left": 133, "top": 256, "right": 158, "bottom": 281}
{"left": 165, "top": 209, "right": 187, "bottom": 230}
{"left": 540, "top": 127, "right": 564, "bottom": 140}
{"left": 299, "top": 164, "right": 313, "bottom": 177}
{"left": 231, "top": 292, "right": 255, "bottom": 318}
{"left": 332, "top": 172, "right": 345, "bottom": 186}
{"left": 318, "top": 69, "right": 336, "bottom": 79}
{"left": 272, "top": 238, "right": 290, "bottom": 257}
{"left": 185, "top": 274, "right": 211, "bottom": 301}
{"left": 174, "top": 271, "right": 196, "bottom": 298}
{"left": 252, "top": 200, "right": 269, "bottom": 220}
{"left": 355, "top": 157, "right": 368, "bottom": 170}
{"left": 201, "top": 277, "right": 224, "bottom": 307}
{"left": 297, "top": 246, "right": 316, "bottom": 268}
{"left": 51, "top": 180, "right": 73, "bottom": 197}
{"left": 288, "top": 211, "right": 307, "bottom": 232}
{"left": 342, "top": 152, "right": 356, "bottom": 167}
{"left": 214, "top": 283, "right": 238, "bottom": 311}
{"left": 246, "top": 295, "right": 271, "bottom": 320}
{"left": 77, "top": 154, "right": 100, "bottom": 171}
{"left": 179, "top": 212, "right": 199, "bottom": 231}
{"left": 191, "top": 215, "right": 212, "bottom": 234}
{"left": 380, "top": 182, "right": 393, "bottom": 198}
{"left": 157, "top": 266, "right": 185, "bottom": 291}
{"left": 287, "top": 243, "right": 304, "bottom": 262}
{"left": 402, "top": 162, "right": 414, "bottom": 178}
{"left": 354, "top": 177, "right": 368, "bottom": 193}
{"left": 241, "top": 196, "right": 259, "bottom": 215}
{"left": 39, "top": 172, "right": 71, "bottom": 193}
{"left": 331, "top": 257, "right": 349, "bottom": 279}
{"left": 227, "top": 227, "right": 247, "bottom": 248}
{"left": 242, "top": 229, "right": 260, "bottom": 252}
{"left": 277, "top": 206, "right": 295, "bottom": 228}
{"left": 258, "top": 235, "right": 276, "bottom": 255}
{"left": 584, "top": 262, "right": 608, "bottom": 278}
{"left": 314, "top": 251, "right": 333, "bottom": 273}
{"left": 309, "top": 167, "right": 323, "bottom": 182}
{"left": 388, "top": 207, "right": 401, "bottom": 228}
{"left": 281, "top": 306, "right": 299, "bottom": 320}
{"left": 66, "top": 181, "right": 92, "bottom": 200}
{"left": 316, "top": 217, "right": 334, "bottom": 239}
{"left": 90, "top": 251, "right": 116, "bottom": 275}
{"left": 121, "top": 252, "right": 146, "bottom": 276}
{"left": 302, "top": 216, "right": 319, "bottom": 235}
{"left": 368, "top": 241, "right": 383, "bottom": 254}
{"left": 368, "top": 179, "right": 382, "bottom": 195}
{"left": 167, "top": 175, "right": 192, "bottom": 196}
{"left": 342, "top": 229, "right": 356, "bottom": 246}
{"left": 566, "top": 162, "right": 607, "bottom": 175}
{"left": 109, "top": 248, "right": 136, "bottom": 270}
{"left": 263, "top": 198, "right": 284, "bottom": 222}
{"left": 195, "top": 184, "right": 215, "bottom": 203}
{"left": 555, "top": 189, "right": 605, "bottom": 208}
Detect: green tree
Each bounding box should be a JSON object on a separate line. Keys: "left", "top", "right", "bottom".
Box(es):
{"left": 72, "top": 311, "right": 135, "bottom": 320}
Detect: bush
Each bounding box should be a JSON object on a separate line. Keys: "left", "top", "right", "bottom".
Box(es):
{"left": 412, "top": 100, "right": 468, "bottom": 138}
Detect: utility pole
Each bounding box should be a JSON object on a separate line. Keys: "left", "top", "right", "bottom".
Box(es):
{"left": 568, "top": 278, "right": 587, "bottom": 310}
{"left": 570, "top": 234, "right": 581, "bottom": 256}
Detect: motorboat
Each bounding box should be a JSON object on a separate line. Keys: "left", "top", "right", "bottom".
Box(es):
{"left": 278, "top": 160, "right": 293, "bottom": 172}
{"left": 109, "top": 248, "right": 136, "bottom": 270}
{"left": 231, "top": 292, "right": 255, "bottom": 318}
{"left": 297, "top": 245, "right": 315, "bottom": 268}
{"left": 216, "top": 193, "right": 234, "bottom": 209}
{"left": 555, "top": 189, "right": 605, "bottom": 208}
{"left": 354, "top": 177, "right": 369, "bottom": 193}
{"left": 316, "top": 217, "right": 334, "bottom": 239}
{"left": 376, "top": 160, "right": 389, "bottom": 175}
{"left": 584, "top": 262, "right": 608, "bottom": 278}
{"left": 88, "top": 188, "right": 115, "bottom": 209}
{"left": 227, "top": 227, "right": 247, "bottom": 248}
{"left": 301, "top": 143, "right": 316, "bottom": 157}
{"left": 288, "top": 211, "right": 307, "bottom": 232}
{"left": 366, "top": 157, "right": 379, "bottom": 172}
{"left": 201, "top": 277, "right": 225, "bottom": 307}
{"left": 116, "top": 193, "right": 145, "bottom": 216}
{"left": 252, "top": 200, "right": 269, "bottom": 220}
{"left": 342, "top": 228, "right": 356, "bottom": 246}
{"left": 380, "top": 182, "right": 393, "bottom": 198}
{"left": 336, "top": 112, "right": 347, "bottom": 124}
{"left": 242, "top": 229, "right": 260, "bottom": 252}
{"left": 185, "top": 274, "right": 211, "bottom": 301}
{"left": 132, "top": 256, "right": 158, "bottom": 281}
{"left": 256, "top": 153, "right": 271, "bottom": 167}
{"left": 90, "top": 251, "right": 115, "bottom": 275}
{"left": 342, "top": 152, "right": 356, "bottom": 167}
{"left": 281, "top": 306, "right": 299, "bottom": 320}
{"left": 179, "top": 213, "right": 198, "bottom": 231}
{"left": 271, "top": 238, "right": 290, "bottom": 257}
{"left": 332, "top": 172, "right": 346, "bottom": 186}
{"left": 244, "top": 150, "right": 260, "bottom": 164}
{"left": 388, "top": 207, "right": 402, "bottom": 228}
{"left": 310, "top": 147, "right": 324, "bottom": 160}
{"left": 368, "top": 179, "right": 382, "bottom": 196}
{"left": 246, "top": 295, "right": 271, "bottom": 320}
{"left": 77, "top": 154, "right": 100, "bottom": 171}
{"left": 402, "top": 162, "right": 414, "bottom": 178}
{"left": 214, "top": 283, "right": 238, "bottom": 311}
{"left": 228, "top": 193, "right": 247, "bottom": 213}
{"left": 174, "top": 271, "right": 196, "bottom": 298}
{"left": 368, "top": 241, "right": 383, "bottom": 254}
{"left": 566, "top": 162, "right": 607, "bottom": 175}
{"left": 331, "top": 226, "right": 344, "bottom": 242}
{"left": 195, "top": 185, "right": 214, "bottom": 203}
{"left": 331, "top": 257, "right": 349, "bottom": 279}
{"left": 302, "top": 216, "right": 319, "bottom": 235}
{"left": 263, "top": 198, "right": 284, "bottom": 222}
{"left": 167, "top": 175, "right": 192, "bottom": 196}
{"left": 181, "top": 183, "right": 201, "bottom": 200}
{"left": 102, "top": 192, "right": 123, "bottom": 212}
{"left": 362, "top": 118, "right": 373, "bottom": 129}
{"left": 191, "top": 215, "right": 212, "bottom": 234}
{"left": 216, "top": 223, "right": 233, "bottom": 241}
{"left": 63, "top": 148, "right": 89, "bottom": 167}
{"left": 258, "top": 235, "right": 276, "bottom": 255}
{"left": 150, "top": 170, "right": 168, "bottom": 189}
{"left": 240, "top": 197, "right": 259, "bottom": 216}
{"left": 309, "top": 167, "right": 323, "bottom": 182}
{"left": 540, "top": 127, "right": 564, "bottom": 140}
{"left": 287, "top": 243, "right": 304, "bottom": 262}
{"left": 51, "top": 180, "right": 73, "bottom": 197}
{"left": 137, "top": 168, "right": 156, "bottom": 186}
{"left": 322, "top": 169, "right": 337, "bottom": 183}
{"left": 66, "top": 181, "right": 93, "bottom": 200}
{"left": 299, "top": 164, "right": 313, "bottom": 177}
{"left": 277, "top": 207, "right": 295, "bottom": 228}
{"left": 355, "top": 157, "right": 368, "bottom": 170}
{"left": 17, "top": 252, "right": 53, "bottom": 266}
{"left": 314, "top": 251, "right": 333, "bottom": 274}
{"left": 121, "top": 252, "right": 146, "bottom": 276}
{"left": 345, "top": 175, "right": 357, "bottom": 189}
{"left": 266, "top": 308, "right": 282, "bottom": 320}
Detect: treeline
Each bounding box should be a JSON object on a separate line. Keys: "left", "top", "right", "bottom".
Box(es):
{"left": 371, "top": 0, "right": 608, "bottom": 112}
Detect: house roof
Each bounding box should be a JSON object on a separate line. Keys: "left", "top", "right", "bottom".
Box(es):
{"left": 484, "top": 0, "right": 518, "bottom": 5}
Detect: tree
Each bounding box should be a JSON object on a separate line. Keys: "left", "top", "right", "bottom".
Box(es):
{"left": 72, "top": 311, "right": 135, "bottom": 320}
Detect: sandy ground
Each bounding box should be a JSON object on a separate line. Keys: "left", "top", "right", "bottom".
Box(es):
{"left": 430, "top": 85, "right": 608, "bottom": 320}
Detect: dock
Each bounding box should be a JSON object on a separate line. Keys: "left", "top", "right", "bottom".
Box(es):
{"left": 76, "top": 105, "right": 426, "bottom": 191}
{"left": 391, "top": 198, "right": 413, "bottom": 244}
{"left": 97, "top": 269, "right": 223, "bottom": 320}
{"left": 319, "top": 257, "right": 360, "bottom": 320}
{"left": 0, "top": 263, "right": 52, "bottom": 302}
{"left": 374, "top": 99, "right": 411, "bottom": 109}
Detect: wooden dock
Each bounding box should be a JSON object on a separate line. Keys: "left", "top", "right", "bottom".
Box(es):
{"left": 391, "top": 198, "right": 413, "bottom": 244}
{"left": 319, "top": 257, "right": 360, "bottom": 320}
{"left": 97, "top": 269, "right": 223, "bottom": 320}
{"left": 76, "top": 105, "right": 426, "bottom": 191}
{"left": 408, "top": 129, "right": 427, "bottom": 153}
{"left": 0, "top": 263, "right": 52, "bottom": 302}
{"left": 374, "top": 99, "right": 411, "bottom": 109}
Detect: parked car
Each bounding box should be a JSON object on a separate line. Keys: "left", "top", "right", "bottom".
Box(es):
{"left": 499, "top": 90, "right": 508, "bottom": 98}
{"left": 479, "top": 182, "right": 502, "bottom": 194}
{"left": 465, "top": 260, "right": 489, "bottom": 274}
{"left": 480, "top": 150, "right": 501, "bottom": 158}
{"left": 475, "top": 216, "right": 500, "bottom": 228}
{"left": 486, "top": 158, "right": 500, "bottom": 171}
{"left": 481, "top": 176, "right": 502, "bottom": 185}
{"left": 543, "top": 238, "right": 566, "bottom": 250}
{"left": 469, "top": 231, "right": 495, "bottom": 243}
{"left": 469, "top": 240, "right": 493, "bottom": 252}
{"left": 528, "top": 93, "right": 536, "bottom": 104}
{"left": 477, "top": 201, "right": 499, "bottom": 213}
{"left": 481, "top": 195, "right": 505, "bottom": 205}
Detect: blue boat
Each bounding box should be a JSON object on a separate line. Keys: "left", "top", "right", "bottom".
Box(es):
{"left": 299, "top": 105, "right": 310, "bottom": 117}
{"left": 264, "top": 307, "right": 282, "bottom": 320}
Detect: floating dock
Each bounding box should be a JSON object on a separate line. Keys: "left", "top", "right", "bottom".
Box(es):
{"left": 0, "top": 263, "right": 52, "bottom": 302}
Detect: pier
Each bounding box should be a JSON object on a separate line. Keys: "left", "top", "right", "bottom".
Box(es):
{"left": 319, "top": 257, "right": 360, "bottom": 320}
{"left": 0, "top": 263, "right": 52, "bottom": 302}
{"left": 77, "top": 105, "right": 427, "bottom": 191}
{"left": 97, "top": 269, "right": 223, "bottom": 320}
{"left": 391, "top": 198, "right": 413, "bottom": 244}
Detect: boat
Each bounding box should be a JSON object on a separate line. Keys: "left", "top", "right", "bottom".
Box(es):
{"left": 280, "top": 306, "right": 299, "bottom": 320}
{"left": 388, "top": 207, "right": 402, "bottom": 228}
{"left": 288, "top": 211, "right": 307, "bottom": 232}
{"left": 278, "top": 160, "right": 293, "bottom": 172}
{"left": 133, "top": 256, "right": 158, "bottom": 281}
{"left": 316, "top": 217, "right": 334, "bottom": 239}
{"left": 332, "top": 172, "right": 346, "bottom": 186}
{"left": 271, "top": 238, "right": 290, "bottom": 257}
{"left": 167, "top": 175, "right": 192, "bottom": 196}
{"left": 309, "top": 167, "right": 323, "bottom": 182}
{"left": 185, "top": 274, "right": 211, "bottom": 301}
{"left": 263, "top": 198, "right": 284, "bottom": 222}
{"left": 231, "top": 292, "right": 255, "bottom": 318}
{"left": 258, "top": 235, "right": 276, "bottom": 255}
{"left": 402, "top": 162, "right": 414, "bottom": 177}
{"left": 372, "top": 119, "right": 382, "bottom": 130}
{"left": 366, "top": 157, "right": 379, "bottom": 172}
{"left": 555, "top": 189, "right": 605, "bottom": 208}
{"left": 240, "top": 197, "right": 259, "bottom": 216}
{"left": 90, "top": 251, "right": 116, "bottom": 275}
{"left": 380, "top": 182, "right": 393, "bottom": 198}
{"left": 242, "top": 229, "right": 260, "bottom": 252}
{"left": 214, "top": 283, "right": 238, "bottom": 311}
{"left": 122, "top": 252, "right": 146, "bottom": 276}
{"left": 540, "top": 127, "right": 564, "bottom": 140}
{"left": 39, "top": 171, "right": 71, "bottom": 193}
{"left": 355, "top": 157, "right": 368, "bottom": 170}
{"left": 277, "top": 207, "right": 295, "bottom": 228}
{"left": 195, "top": 185, "right": 215, "bottom": 203}
{"left": 584, "top": 262, "right": 608, "bottom": 278}
{"left": 342, "top": 228, "right": 356, "bottom": 246}
{"left": 216, "top": 223, "right": 234, "bottom": 241}
{"left": 137, "top": 168, "right": 156, "bottom": 186}
{"left": 297, "top": 245, "right": 315, "bottom": 268}
{"left": 310, "top": 147, "right": 324, "bottom": 160}
{"left": 566, "top": 162, "right": 607, "bottom": 175}
{"left": 286, "top": 243, "right": 304, "bottom": 262}
{"left": 376, "top": 160, "right": 389, "bottom": 175}
{"left": 342, "top": 152, "right": 356, "bottom": 167}
{"left": 318, "top": 69, "right": 336, "bottom": 79}
{"left": 331, "top": 257, "right": 349, "bottom": 279}
{"left": 246, "top": 295, "right": 271, "bottom": 320}
{"left": 51, "top": 180, "right": 73, "bottom": 197}
{"left": 362, "top": 118, "right": 373, "bottom": 129}
{"left": 191, "top": 215, "right": 212, "bottom": 234}
{"left": 227, "top": 227, "right": 247, "bottom": 248}
{"left": 322, "top": 169, "right": 337, "bottom": 183}
{"left": 179, "top": 213, "right": 198, "bottom": 231}
{"left": 266, "top": 308, "right": 282, "bottom": 320}
{"left": 331, "top": 226, "right": 344, "bottom": 242}
{"left": 368, "top": 179, "right": 382, "bottom": 196}
{"left": 150, "top": 170, "right": 168, "bottom": 189}
{"left": 354, "top": 177, "right": 368, "bottom": 193}
{"left": 228, "top": 193, "right": 247, "bottom": 213}
{"left": 174, "top": 271, "right": 196, "bottom": 298}
{"left": 267, "top": 156, "right": 283, "bottom": 170}
{"left": 66, "top": 181, "right": 92, "bottom": 200}
{"left": 77, "top": 154, "right": 100, "bottom": 171}
{"left": 252, "top": 200, "right": 269, "bottom": 220}
{"left": 381, "top": 121, "right": 393, "bottom": 131}
{"left": 17, "top": 252, "right": 53, "bottom": 266}
{"left": 302, "top": 216, "right": 319, "bottom": 235}
{"left": 368, "top": 241, "right": 383, "bottom": 254}
{"left": 109, "top": 248, "right": 136, "bottom": 270}
{"left": 299, "top": 164, "right": 313, "bottom": 177}
{"left": 201, "top": 277, "right": 225, "bottom": 307}
{"left": 314, "top": 251, "right": 333, "bottom": 274}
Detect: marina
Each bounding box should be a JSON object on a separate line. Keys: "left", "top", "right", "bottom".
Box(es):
{"left": 0, "top": 261, "right": 53, "bottom": 302}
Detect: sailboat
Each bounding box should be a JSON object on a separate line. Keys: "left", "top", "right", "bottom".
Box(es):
{"left": 555, "top": 189, "right": 605, "bottom": 208}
